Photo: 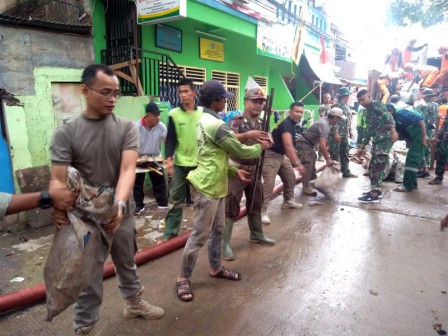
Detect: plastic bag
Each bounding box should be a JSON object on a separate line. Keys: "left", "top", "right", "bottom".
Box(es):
{"left": 310, "top": 163, "right": 341, "bottom": 195}
{"left": 44, "top": 167, "right": 118, "bottom": 321}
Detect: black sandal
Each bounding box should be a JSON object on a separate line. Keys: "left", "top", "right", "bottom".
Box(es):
{"left": 209, "top": 266, "right": 242, "bottom": 281}
{"left": 176, "top": 280, "right": 193, "bottom": 302}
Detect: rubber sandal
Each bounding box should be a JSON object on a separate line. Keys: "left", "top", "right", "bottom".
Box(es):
{"left": 210, "top": 266, "right": 242, "bottom": 281}
{"left": 176, "top": 280, "right": 193, "bottom": 302}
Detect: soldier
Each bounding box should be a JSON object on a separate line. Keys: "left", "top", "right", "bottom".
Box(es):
{"left": 223, "top": 87, "right": 275, "bottom": 261}
{"left": 261, "top": 102, "right": 305, "bottom": 224}
{"left": 356, "top": 89, "right": 398, "bottom": 203}
{"left": 428, "top": 111, "right": 448, "bottom": 185}
{"left": 295, "top": 108, "right": 339, "bottom": 196}
{"left": 329, "top": 87, "right": 357, "bottom": 178}
{"left": 414, "top": 89, "right": 439, "bottom": 178}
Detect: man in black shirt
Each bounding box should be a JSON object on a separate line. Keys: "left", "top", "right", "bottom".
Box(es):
{"left": 261, "top": 102, "right": 306, "bottom": 224}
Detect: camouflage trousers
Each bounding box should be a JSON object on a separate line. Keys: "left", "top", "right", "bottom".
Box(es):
{"left": 369, "top": 152, "right": 389, "bottom": 191}
{"left": 421, "top": 130, "right": 435, "bottom": 169}
{"left": 435, "top": 143, "right": 448, "bottom": 179}
{"left": 328, "top": 134, "right": 351, "bottom": 175}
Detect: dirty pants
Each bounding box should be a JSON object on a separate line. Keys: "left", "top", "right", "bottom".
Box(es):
{"left": 226, "top": 169, "right": 262, "bottom": 220}
{"left": 295, "top": 137, "right": 317, "bottom": 183}
{"left": 73, "top": 201, "right": 141, "bottom": 330}
{"left": 435, "top": 143, "right": 448, "bottom": 179}
{"left": 261, "top": 150, "right": 296, "bottom": 212}
{"left": 328, "top": 134, "right": 351, "bottom": 175}
{"left": 180, "top": 191, "right": 224, "bottom": 278}
{"left": 163, "top": 165, "right": 196, "bottom": 240}
{"left": 403, "top": 126, "right": 425, "bottom": 190}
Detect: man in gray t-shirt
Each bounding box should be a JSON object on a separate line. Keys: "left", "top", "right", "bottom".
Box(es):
{"left": 133, "top": 102, "right": 168, "bottom": 214}
{"left": 296, "top": 108, "right": 343, "bottom": 196}
{"left": 49, "top": 64, "right": 164, "bottom": 334}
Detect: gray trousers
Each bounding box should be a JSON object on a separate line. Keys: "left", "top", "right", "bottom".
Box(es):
{"left": 73, "top": 200, "right": 141, "bottom": 330}
{"left": 180, "top": 191, "right": 224, "bottom": 279}
{"left": 261, "top": 150, "right": 296, "bottom": 211}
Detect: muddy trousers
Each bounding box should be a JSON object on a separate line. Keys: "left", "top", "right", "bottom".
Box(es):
{"left": 180, "top": 191, "right": 224, "bottom": 278}
{"left": 435, "top": 144, "right": 448, "bottom": 179}
{"left": 295, "top": 138, "right": 317, "bottom": 183}
{"left": 261, "top": 150, "right": 296, "bottom": 212}
{"left": 328, "top": 135, "right": 351, "bottom": 175}
{"left": 403, "top": 128, "right": 425, "bottom": 191}
{"left": 73, "top": 211, "right": 141, "bottom": 330}
{"left": 163, "top": 165, "right": 196, "bottom": 240}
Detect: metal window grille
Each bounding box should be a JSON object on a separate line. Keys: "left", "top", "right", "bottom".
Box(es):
{"left": 254, "top": 76, "right": 268, "bottom": 95}
{"left": 211, "top": 70, "right": 240, "bottom": 111}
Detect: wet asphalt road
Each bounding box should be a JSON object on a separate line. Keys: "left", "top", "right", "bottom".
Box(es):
{"left": 0, "top": 164, "right": 448, "bottom": 336}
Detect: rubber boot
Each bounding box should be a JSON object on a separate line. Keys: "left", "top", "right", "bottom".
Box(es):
{"left": 248, "top": 214, "right": 275, "bottom": 245}
{"left": 302, "top": 182, "right": 317, "bottom": 196}
{"left": 222, "top": 219, "right": 235, "bottom": 260}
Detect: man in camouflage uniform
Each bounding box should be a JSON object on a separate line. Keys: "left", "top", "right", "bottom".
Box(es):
{"left": 414, "top": 89, "right": 439, "bottom": 177}
{"left": 329, "top": 87, "right": 357, "bottom": 178}
{"left": 356, "top": 89, "right": 398, "bottom": 203}
{"left": 428, "top": 111, "right": 448, "bottom": 185}
{"left": 223, "top": 88, "right": 275, "bottom": 261}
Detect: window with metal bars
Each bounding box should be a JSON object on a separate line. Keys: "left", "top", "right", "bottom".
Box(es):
{"left": 211, "top": 70, "right": 240, "bottom": 111}
{"left": 254, "top": 76, "right": 268, "bottom": 95}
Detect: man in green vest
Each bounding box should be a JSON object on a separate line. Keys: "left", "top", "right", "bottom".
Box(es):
{"left": 162, "top": 78, "right": 202, "bottom": 241}
{"left": 176, "top": 80, "right": 271, "bottom": 302}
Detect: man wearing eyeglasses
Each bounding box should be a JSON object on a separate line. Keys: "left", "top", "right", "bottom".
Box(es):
{"left": 49, "top": 64, "right": 164, "bottom": 335}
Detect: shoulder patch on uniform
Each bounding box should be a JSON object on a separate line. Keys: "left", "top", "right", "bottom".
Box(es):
{"left": 229, "top": 120, "right": 240, "bottom": 129}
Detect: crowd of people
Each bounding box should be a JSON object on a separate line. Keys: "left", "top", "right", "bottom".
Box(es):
{"left": 0, "top": 62, "right": 447, "bottom": 335}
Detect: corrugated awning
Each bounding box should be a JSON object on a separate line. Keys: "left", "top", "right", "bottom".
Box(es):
{"left": 300, "top": 54, "right": 342, "bottom": 85}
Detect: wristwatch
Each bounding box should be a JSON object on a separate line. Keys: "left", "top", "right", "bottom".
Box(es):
{"left": 38, "top": 191, "right": 53, "bottom": 209}
{"left": 117, "top": 200, "right": 127, "bottom": 214}
{"left": 292, "top": 161, "right": 302, "bottom": 168}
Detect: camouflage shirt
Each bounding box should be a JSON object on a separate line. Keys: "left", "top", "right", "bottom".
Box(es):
{"left": 331, "top": 102, "right": 351, "bottom": 136}
{"left": 361, "top": 100, "right": 396, "bottom": 150}
{"left": 414, "top": 100, "right": 439, "bottom": 129}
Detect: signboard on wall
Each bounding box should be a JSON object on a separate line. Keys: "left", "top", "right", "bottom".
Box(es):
{"left": 156, "top": 24, "right": 182, "bottom": 52}
{"left": 199, "top": 37, "right": 224, "bottom": 62}
{"left": 256, "top": 21, "right": 295, "bottom": 62}
{"left": 136, "top": 0, "right": 186, "bottom": 25}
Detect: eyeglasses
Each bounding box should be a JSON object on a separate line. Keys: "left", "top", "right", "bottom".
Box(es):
{"left": 87, "top": 86, "right": 122, "bottom": 99}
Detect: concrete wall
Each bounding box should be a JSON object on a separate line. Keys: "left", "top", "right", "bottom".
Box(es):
{"left": 0, "top": 26, "right": 94, "bottom": 95}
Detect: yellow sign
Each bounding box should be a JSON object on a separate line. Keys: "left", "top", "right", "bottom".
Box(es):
{"left": 199, "top": 37, "right": 224, "bottom": 62}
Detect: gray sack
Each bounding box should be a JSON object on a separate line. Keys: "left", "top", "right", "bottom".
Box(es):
{"left": 44, "top": 167, "right": 118, "bottom": 321}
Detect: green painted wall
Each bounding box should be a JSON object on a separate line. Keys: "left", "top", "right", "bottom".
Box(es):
{"left": 91, "top": 0, "right": 106, "bottom": 63}
{"left": 5, "top": 67, "right": 160, "bottom": 191}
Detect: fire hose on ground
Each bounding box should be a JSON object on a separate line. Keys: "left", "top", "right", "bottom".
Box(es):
{"left": 0, "top": 165, "right": 326, "bottom": 314}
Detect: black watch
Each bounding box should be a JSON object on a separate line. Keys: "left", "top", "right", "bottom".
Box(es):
{"left": 38, "top": 191, "right": 53, "bottom": 209}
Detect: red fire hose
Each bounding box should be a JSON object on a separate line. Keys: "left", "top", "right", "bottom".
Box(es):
{"left": 0, "top": 165, "right": 325, "bottom": 313}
